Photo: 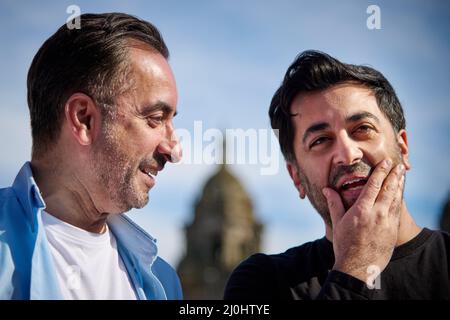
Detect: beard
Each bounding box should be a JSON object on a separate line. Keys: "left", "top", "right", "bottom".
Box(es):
{"left": 296, "top": 147, "right": 404, "bottom": 227}
{"left": 90, "top": 125, "right": 150, "bottom": 213}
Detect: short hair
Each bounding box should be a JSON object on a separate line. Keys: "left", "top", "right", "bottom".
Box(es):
{"left": 269, "top": 50, "right": 406, "bottom": 163}
{"left": 27, "top": 12, "right": 169, "bottom": 158}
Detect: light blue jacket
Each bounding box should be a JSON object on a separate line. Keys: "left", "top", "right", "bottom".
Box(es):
{"left": 0, "top": 162, "right": 183, "bottom": 300}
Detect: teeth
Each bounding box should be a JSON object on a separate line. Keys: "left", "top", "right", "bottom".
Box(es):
{"left": 144, "top": 169, "right": 157, "bottom": 177}
{"left": 342, "top": 178, "right": 365, "bottom": 187}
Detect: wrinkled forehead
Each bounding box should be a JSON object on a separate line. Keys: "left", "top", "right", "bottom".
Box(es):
{"left": 290, "top": 83, "right": 384, "bottom": 127}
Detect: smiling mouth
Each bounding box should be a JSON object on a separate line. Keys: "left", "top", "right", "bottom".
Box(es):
{"left": 339, "top": 178, "right": 368, "bottom": 191}
{"left": 139, "top": 167, "right": 158, "bottom": 179}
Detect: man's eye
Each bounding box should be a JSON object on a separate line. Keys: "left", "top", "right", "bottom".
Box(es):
{"left": 357, "top": 125, "right": 370, "bottom": 131}
{"left": 354, "top": 125, "right": 373, "bottom": 134}
{"left": 148, "top": 116, "right": 164, "bottom": 126}
{"left": 310, "top": 137, "right": 329, "bottom": 149}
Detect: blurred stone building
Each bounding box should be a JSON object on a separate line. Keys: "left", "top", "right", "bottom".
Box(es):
{"left": 177, "top": 164, "right": 263, "bottom": 299}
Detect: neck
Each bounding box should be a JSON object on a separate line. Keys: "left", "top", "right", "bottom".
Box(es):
{"left": 31, "top": 158, "right": 109, "bottom": 233}
{"left": 325, "top": 201, "right": 422, "bottom": 247}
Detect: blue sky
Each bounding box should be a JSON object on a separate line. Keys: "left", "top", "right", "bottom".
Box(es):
{"left": 0, "top": 0, "right": 449, "bottom": 266}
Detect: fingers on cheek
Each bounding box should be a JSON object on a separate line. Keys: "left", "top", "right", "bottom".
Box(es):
{"left": 369, "top": 174, "right": 383, "bottom": 189}
{"left": 383, "top": 166, "right": 403, "bottom": 196}
{"left": 374, "top": 175, "right": 396, "bottom": 207}
{"left": 389, "top": 184, "right": 403, "bottom": 213}
{"left": 364, "top": 178, "right": 382, "bottom": 201}
{"left": 394, "top": 171, "right": 406, "bottom": 200}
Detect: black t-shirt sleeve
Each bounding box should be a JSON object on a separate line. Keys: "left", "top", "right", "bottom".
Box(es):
{"left": 224, "top": 254, "right": 375, "bottom": 300}
{"left": 317, "top": 270, "right": 374, "bottom": 300}
{"left": 224, "top": 253, "right": 278, "bottom": 300}
{"left": 226, "top": 230, "right": 450, "bottom": 299}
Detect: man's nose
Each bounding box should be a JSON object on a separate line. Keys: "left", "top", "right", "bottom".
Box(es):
{"left": 332, "top": 132, "right": 363, "bottom": 166}
{"left": 157, "top": 128, "right": 182, "bottom": 163}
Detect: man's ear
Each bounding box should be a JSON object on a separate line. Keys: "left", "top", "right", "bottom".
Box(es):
{"left": 397, "top": 129, "right": 411, "bottom": 170}
{"left": 286, "top": 162, "right": 306, "bottom": 199}
{"left": 64, "top": 93, "right": 101, "bottom": 146}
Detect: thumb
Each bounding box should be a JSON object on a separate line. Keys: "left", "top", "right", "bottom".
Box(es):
{"left": 322, "top": 187, "right": 345, "bottom": 227}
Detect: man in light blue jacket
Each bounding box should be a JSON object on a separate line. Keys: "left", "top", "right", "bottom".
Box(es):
{"left": 0, "top": 13, "right": 183, "bottom": 300}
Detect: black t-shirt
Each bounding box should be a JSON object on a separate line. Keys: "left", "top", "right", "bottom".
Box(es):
{"left": 224, "top": 228, "right": 450, "bottom": 299}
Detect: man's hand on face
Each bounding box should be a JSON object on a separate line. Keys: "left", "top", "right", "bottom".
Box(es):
{"left": 322, "top": 159, "right": 406, "bottom": 283}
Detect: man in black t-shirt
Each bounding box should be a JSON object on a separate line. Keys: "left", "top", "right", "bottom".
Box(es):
{"left": 224, "top": 51, "right": 450, "bottom": 300}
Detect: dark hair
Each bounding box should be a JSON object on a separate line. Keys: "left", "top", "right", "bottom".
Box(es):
{"left": 269, "top": 50, "right": 406, "bottom": 163}
{"left": 27, "top": 12, "right": 169, "bottom": 158}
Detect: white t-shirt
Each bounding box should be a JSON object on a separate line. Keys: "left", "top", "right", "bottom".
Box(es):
{"left": 41, "top": 210, "right": 138, "bottom": 300}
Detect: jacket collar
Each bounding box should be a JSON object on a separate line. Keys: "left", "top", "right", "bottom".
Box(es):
{"left": 11, "top": 162, "right": 46, "bottom": 232}
{"left": 107, "top": 214, "right": 165, "bottom": 299}
{"left": 12, "top": 162, "right": 160, "bottom": 280}
{"left": 107, "top": 213, "right": 159, "bottom": 268}
{"left": 11, "top": 162, "right": 158, "bottom": 267}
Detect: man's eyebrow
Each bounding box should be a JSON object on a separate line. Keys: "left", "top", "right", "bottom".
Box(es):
{"left": 139, "top": 101, "right": 177, "bottom": 117}
{"left": 346, "top": 111, "right": 380, "bottom": 124}
{"left": 302, "top": 122, "right": 330, "bottom": 144}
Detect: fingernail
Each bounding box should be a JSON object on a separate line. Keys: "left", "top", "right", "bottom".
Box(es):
{"left": 322, "top": 189, "right": 329, "bottom": 198}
